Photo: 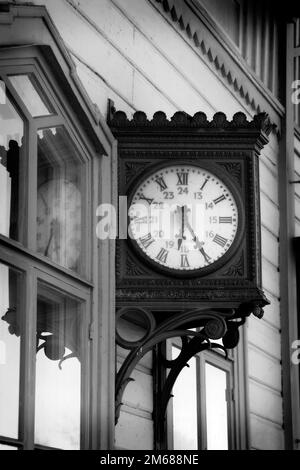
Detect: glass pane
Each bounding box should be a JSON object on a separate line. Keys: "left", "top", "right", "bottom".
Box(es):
{"left": 205, "top": 363, "right": 229, "bottom": 450}
{"left": 34, "top": 282, "right": 83, "bottom": 449}
{"left": 200, "top": 0, "right": 240, "bottom": 45}
{"left": 0, "top": 444, "right": 18, "bottom": 450}
{"left": 0, "top": 89, "right": 25, "bottom": 241}
{"left": 172, "top": 348, "right": 198, "bottom": 450}
{"left": 0, "top": 264, "right": 22, "bottom": 438}
{"left": 8, "top": 75, "right": 51, "bottom": 117}
{"left": 36, "top": 127, "right": 84, "bottom": 273}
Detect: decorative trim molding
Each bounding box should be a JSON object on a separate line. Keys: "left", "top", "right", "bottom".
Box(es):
{"left": 150, "top": 0, "right": 284, "bottom": 131}
{"left": 109, "top": 109, "right": 274, "bottom": 135}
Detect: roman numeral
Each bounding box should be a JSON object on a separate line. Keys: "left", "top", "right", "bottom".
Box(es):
{"left": 177, "top": 172, "right": 189, "bottom": 185}
{"left": 139, "top": 233, "right": 155, "bottom": 249}
{"left": 180, "top": 254, "right": 190, "bottom": 268}
{"left": 213, "top": 234, "right": 228, "bottom": 247}
{"left": 213, "top": 194, "right": 226, "bottom": 204}
{"left": 155, "top": 176, "right": 168, "bottom": 191}
{"left": 139, "top": 194, "right": 154, "bottom": 205}
{"left": 200, "top": 178, "right": 209, "bottom": 190}
{"left": 156, "top": 248, "right": 169, "bottom": 263}
{"left": 219, "top": 217, "right": 233, "bottom": 224}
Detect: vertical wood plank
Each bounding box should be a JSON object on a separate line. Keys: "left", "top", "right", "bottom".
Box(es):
{"left": 271, "top": 20, "right": 278, "bottom": 96}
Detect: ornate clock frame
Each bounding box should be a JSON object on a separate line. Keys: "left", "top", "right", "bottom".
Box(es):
{"left": 108, "top": 106, "right": 273, "bottom": 442}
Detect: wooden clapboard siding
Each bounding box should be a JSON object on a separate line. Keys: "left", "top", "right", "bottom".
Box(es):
{"left": 249, "top": 414, "right": 284, "bottom": 450}
{"left": 261, "top": 291, "right": 281, "bottom": 330}
{"left": 15, "top": 0, "right": 285, "bottom": 449}
{"left": 116, "top": 332, "right": 153, "bottom": 449}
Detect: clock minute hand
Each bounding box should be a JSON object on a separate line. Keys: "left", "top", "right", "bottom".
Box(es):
{"left": 183, "top": 215, "right": 211, "bottom": 263}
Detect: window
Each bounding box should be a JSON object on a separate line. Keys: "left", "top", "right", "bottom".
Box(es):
{"left": 0, "top": 264, "right": 23, "bottom": 440}
{"left": 8, "top": 74, "right": 52, "bottom": 118}
{"left": 36, "top": 126, "right": 85, "bottom": 273}
{"left": 167, "top": 338, "right": 238, "bottom": 450}
{"left": 34, "top": 281, "right": 84, "bottom": 449}
{"left": 0, "top": 52, "right": 94, "bottom": 450}
{"left": 0, "top": 92, "right": 25, "bottom": 242}
{"left": 199, "top": 0, "right": 242, "bottom": 46}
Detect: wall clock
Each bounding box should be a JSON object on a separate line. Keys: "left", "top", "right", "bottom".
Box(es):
{"left": 109, "top": 108, "right": 273, "bottom": 312}
{"left": 128, "top": 163, "right": 242, "bottom": 275}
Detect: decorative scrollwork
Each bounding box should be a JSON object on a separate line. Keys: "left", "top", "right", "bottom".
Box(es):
{"left": 125, "top": 254, "right": 148, "bottom": 276}
{"left": 222, "top": 253, "right": 244, "bottom": 277}
{"left": 125, "top": 161, "right": 151, "bottom": 185}
{"left": 2, "top": 306, "right": 81, "bottom": 369}
{"left": 1, "top": 308, "right": 20, "bottom": 336}
{"left": 252, "top": 304, "right": 264, "bottom": 318}
{"left": 217, "top": 162, "right": 242, "bottom": 187}
{"left": 116, "top": 307, "right": 156, "bottom": 350}
{"left": 222, "top": 318, "right": 246, "bottom": 349}
{"left": 115, "top": 307, "right": 240, "bottom": 425}
{"left": 204, "top": 317, "right": 227, "bottom": 339}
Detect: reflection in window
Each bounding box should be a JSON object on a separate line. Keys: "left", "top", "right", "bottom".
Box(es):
{"left": 205, "top": 363, "right": 229, "bottom": 450}
{"left": 172, "top": 348, "right": 198, "bottom": 450}
{"left": 8, "top": 75, "right": 51, "bottom": 117}
{"left": 0, "top": 92, "right": 25, "bottom": 241}
{"left": 36, "top": 127, "right": 84, "bottom": 273}
{"left": 0, "top": 264, "right": 22, "bottom": 439}
{"left": 34, "top": 282, "right": 82, "bottom": 449}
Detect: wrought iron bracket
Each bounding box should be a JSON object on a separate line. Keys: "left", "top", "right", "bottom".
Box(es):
{"left": 115, "top": 304, "right": 250, "bottom": 425}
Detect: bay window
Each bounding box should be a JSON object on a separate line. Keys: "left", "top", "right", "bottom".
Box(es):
{"left": 0, "top": 25, "right": 115, "bottom": 448}
{"left": 0, "top": 63, "right": 92, "bottom": 449}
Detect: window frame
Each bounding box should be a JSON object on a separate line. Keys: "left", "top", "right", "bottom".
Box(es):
{"left": 160, "top": 330, "right": 248, "bottom": 451}
{"left": 0, "top": 241, "right": 92, "bottom": 450}
{"left": 0, "top": 60, "right": 94, "bottom": 280}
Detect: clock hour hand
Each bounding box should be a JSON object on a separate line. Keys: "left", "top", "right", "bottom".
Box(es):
{"left": 44, "top": 219, "right": 60, "bottom": 258}
{"left": 183, "top": 213, "right": 211, "bottom": 263}
{"left": 44, "top": 224, "right": 54, "bottom": 257}
{"left": 176, "top": 205, "right": 186, "bottom": 250}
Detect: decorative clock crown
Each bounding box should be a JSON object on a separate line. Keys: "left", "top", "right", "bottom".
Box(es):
{"left": 109, "top": 109, "right": 275, "bottom": 135}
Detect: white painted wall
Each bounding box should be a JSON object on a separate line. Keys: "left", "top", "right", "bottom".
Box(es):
{"left": 19, "top": 0, "right": 284, "bottom": 449}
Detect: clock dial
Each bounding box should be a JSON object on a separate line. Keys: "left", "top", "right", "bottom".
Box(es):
{"left": 36, "top": 179, "right": 81, "bottom": 270}
{"left": 128, "top": 165, "right": 239, "bottom": 271}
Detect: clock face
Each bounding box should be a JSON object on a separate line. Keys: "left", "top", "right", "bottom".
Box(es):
{"left": 128, "top": 164, "right": 239, "bottom": 272}
{"left": 36, "top": 179, "right": 82, "bottom": 271}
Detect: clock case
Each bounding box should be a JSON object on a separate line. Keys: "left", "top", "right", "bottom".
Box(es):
{"left": 109, "top": 109, "right": 273, "bottom": 313}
